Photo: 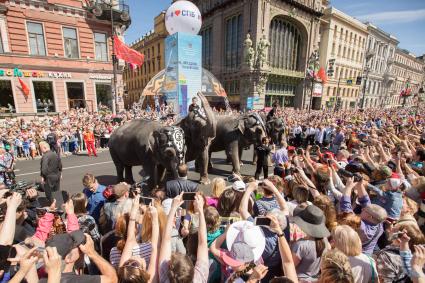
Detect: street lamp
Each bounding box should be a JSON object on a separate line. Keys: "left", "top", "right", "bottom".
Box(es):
{"left": 306, "top": 50, "right": 319, "bottom": 111}
{"left": 87, "top": 0, "right": 131, "bottom": 115}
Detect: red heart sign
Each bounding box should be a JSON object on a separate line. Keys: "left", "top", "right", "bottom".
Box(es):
{"left": 175, "top": 10, "right": 181, "bottom": 16}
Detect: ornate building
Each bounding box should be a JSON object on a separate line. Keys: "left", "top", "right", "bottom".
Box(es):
{"left": 317, "top": 7, "right": 368, "bottom": 110}
{"left": 0, "top": 0, "right": 130, "bottom": 114}
{"left": 123, "top": 12, "right": 167, "bottom": 108}
{"left": 191, "top": 0, "right": 328, "bottom": 109}
{"left": 388, "top": 48, "right": 424, "bottom": 107}
{"left": 363, "top": 23, "right": 399, "bottom": 108}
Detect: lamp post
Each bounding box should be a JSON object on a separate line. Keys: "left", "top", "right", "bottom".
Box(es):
{"left": 89, "top": 0, "right": 130, "bottom": 115}
{"left": 307, "top": 50, "right": 319, "bottom": 111}
{"left": 360, "top": 66, "right": 370, "bottom": 109}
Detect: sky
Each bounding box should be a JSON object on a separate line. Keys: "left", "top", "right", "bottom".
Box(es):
{"left": 125, "top": 0, "right": 425, "bottom": 56}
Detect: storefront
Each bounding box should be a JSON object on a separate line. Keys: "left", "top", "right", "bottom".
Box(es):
{"left": 0, "top": 67, "right": 120, "bottom": 114}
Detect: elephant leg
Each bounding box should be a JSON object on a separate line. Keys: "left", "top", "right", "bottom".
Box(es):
{"left": 199, "top": 147, "right": 210, "bottom": 185}
{"left": 239, "top": 146, "right": 244, "bottom": 166}
{"left": 230, "top": 143, "right": 240, "bottom": 174}
{"left": 208, "top": 150, "right": 213, "bottom": 170}
{"left": 124, "top": 166, "right": 134, "bottom": 184}
{"left": 115, "top": 163, "right": 125, "bottom": 183}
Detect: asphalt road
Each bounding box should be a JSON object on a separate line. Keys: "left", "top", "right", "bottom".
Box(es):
{"left": 14, "top": 147, "right": 265, "bottom": 196}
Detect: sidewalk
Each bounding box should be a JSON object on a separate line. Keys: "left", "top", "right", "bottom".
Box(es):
{"left": 14, "top": 148, "right": 109, "bottom": 162}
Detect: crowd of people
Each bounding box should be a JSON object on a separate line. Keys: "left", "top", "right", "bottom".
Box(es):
{"left": 0, "top": 104, "right": 425, "bottom": 283}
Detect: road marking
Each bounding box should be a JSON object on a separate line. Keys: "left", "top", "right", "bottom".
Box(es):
{"left": 16, "top": 161, "right": 113, "bottom": 177}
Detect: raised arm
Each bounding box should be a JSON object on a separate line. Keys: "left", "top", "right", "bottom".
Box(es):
{"left": 268, "top": 215, "right": 298, "bottom": 283}
{"left": 0, "top": 193, "right": 22, "bottom": 245}
{"left": 239, "top": 182, "right": 256, "bottom": 220}
{"left": 119, "top": 197, "right": 140, "bottom": 267}
{"left": 262, "top": 179, "right": 289, "bottom": 215}
{"left": 146, "top": 205, "right": 159, "bottom": 283}
{"left": 159, "top": 193, "right": 183, "bottom": 264}
{"left": 194, "top": 195, "right": 208, "bottom": 264}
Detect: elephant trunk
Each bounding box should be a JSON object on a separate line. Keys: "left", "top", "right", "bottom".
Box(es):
{"left": 198, "top": 92, "right": 216, "bottom": 138}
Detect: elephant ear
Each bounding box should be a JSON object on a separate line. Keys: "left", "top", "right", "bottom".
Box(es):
{"left": 237, "top": 117, "right": 246, "bottom": 134}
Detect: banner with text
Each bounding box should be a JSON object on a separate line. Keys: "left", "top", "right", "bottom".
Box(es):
{"left": 164, "top": 33, "right": 202, "bottom": 116}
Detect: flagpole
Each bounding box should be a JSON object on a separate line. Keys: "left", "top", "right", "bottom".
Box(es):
{"left": 111, "top": 4, "right": 118, "bottom": 115}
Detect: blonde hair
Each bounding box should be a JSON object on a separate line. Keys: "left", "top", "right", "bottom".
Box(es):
{"left": 319, "top": 249, "right": 354, "bottom": 283}
{"left": 39, "top": 141, "right": 50, "bottom": 150}
{"left": 211, "top": 178, "right": 226, "bottom": 198}
{"left": 332, "top": 225, "right": 362, "bottom": 257}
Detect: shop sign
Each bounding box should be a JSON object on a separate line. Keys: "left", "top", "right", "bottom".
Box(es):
{"left": 89, "top": 73, "right": 113, "bottom": 81}
{"left": 0, "top": 68, "right": 71, "bottom": 79}
{"left": 48, "top": 72, "right": 72, "bottom": 79}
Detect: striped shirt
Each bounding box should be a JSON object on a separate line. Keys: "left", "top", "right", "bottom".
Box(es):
{"left": 109, "top": 242, "right": 152, "bottom": 268}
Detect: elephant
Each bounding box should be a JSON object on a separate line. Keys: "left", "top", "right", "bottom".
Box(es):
{"left": 177, "top": 93, "right": 217, "bottom": 185}
{"left": 108, "top": 121, "right": 185, "bottom": 187}
{"left": 265, "top": 116, "right": 286, "bottom": 145}
{"left": 209, "top": 112, "right": 267, "bottom": 174}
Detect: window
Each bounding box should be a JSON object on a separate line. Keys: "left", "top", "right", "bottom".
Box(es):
{"left": 0, "top": 30, "right": 3, "bottom": 53}
{"left": 0, "top": 80, "right": 15, "bottom": 112}
{"left": 94, "top": 32, "right": 108, "bottom": 61}
{"left": 225, "top": 14, "right": 243, "bottom": 70}
{"left": 33, "top": 81, "right": 55, "bottom": 112}
{"left": 331, "top": 43, "right": 335, "bottom": 55}
{"left": 67, "top": 82, "right": 85, "bottom": 109}
{"left": 27, "top": 22, "right": 46, "bottom": 55}
{"left": 63, "top": 27, "right": 79, "bottom": 58}
{"left": 201, "top": 27, "right": 213, "bottom": 69}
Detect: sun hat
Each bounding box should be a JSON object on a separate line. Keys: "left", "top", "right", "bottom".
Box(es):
{"left": 292, "top": 205, "right": 330, "bottom": 238}
{"left": 222, "top": 221, "right": 265, "bottom": 268}
{"left": 232, "top": 180, "right": 246, "bottom": 192}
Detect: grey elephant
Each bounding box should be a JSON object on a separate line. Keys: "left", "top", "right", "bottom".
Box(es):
{"left": 178, "top": 93, "right": 216, "bottom": 184}
{"left": 266, "top": 117, "right": 285, "bottom": 145}
{"left": 108, "top": 121, "right": 185, "bottom": 187}
{"left": 209, "top": 112, "right": 267, "bottom": 174}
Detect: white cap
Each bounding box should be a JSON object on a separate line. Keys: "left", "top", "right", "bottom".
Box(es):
{"left": 232, "top": 181, "right": 246, "bottom": 192}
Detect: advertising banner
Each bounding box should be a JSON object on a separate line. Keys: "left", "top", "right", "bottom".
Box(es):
{"left": 164, "top": 32, "right": 202, "bottom": 116}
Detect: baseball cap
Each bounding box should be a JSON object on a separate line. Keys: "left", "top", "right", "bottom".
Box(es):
{"left": 388, "top": 172, "right": 402, "bottom": 190}
{"left": 232, "top": 181, "right": 246, "bottom": 192}
{"left": 45, "top": 230, "right": 86, "bottom": 258}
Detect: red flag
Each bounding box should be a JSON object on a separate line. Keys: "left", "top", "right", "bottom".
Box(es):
{"left": 317, "top": 67, "right": 327, "bottom": 84}
{"left": 18, "top": 78, "right": 30, "bottom": 97}
{"left": 113, "top": 36, "right": 144, "bottom": 67}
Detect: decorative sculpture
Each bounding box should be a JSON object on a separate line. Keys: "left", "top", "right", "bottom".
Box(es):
{"left": 244, "top": 33, "right": 255, "bottom": 69}
{"left": 256, "top": 34, "right": 270, "bottom": 68}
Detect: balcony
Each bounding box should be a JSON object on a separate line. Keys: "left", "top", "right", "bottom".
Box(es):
{"left": 86, "top": 0, "right": 131, "bottom": 26}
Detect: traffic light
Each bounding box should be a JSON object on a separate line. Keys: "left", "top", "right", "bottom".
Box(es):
{"left": 327, "top": 59, "right": 335, "bottom": 78}
{"left": 356, "top": 76, "right": 362, "bottom": 85}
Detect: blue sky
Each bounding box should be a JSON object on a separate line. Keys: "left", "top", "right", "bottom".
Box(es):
{"left": 125, "top": 0, "right": 425, "bottom": 56}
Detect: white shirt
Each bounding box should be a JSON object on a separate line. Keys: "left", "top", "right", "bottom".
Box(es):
{"left": 293, "top": 126, "right": 302, "bottom": 136}
{"left": 349, "top": 253, "right": 377, "bottom": 283}
{"left": 315, "top": 128, "right": 325, "bottom": 143}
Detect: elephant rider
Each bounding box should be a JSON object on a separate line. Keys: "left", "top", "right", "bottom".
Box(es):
{"left": 266, "top": 101, "right": 279, "bottom": 122}
{"left": 188, "top": 96, "right": 207, "bottom": 126}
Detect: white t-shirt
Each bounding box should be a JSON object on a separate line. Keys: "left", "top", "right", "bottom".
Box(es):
{"left": 349, "top": 253, "right": 377, "bottom": 283}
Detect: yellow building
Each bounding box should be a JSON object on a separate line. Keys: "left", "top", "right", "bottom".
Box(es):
{"left": 317, "top": 7, "right": 368, "bottom": 110}
{"left": 123, "top": 12, "right": 167, "bottom": 108}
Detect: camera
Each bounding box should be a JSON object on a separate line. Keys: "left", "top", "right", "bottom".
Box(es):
{"left": 5, "top": 181, "right": 43, "bottom": 197}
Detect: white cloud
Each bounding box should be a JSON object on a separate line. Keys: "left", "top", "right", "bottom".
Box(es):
{"left": 356, "top": 9, "right": 425, "bottom": 24}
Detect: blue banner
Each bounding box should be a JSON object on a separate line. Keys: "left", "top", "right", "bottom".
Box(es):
{"left": 164, "top": 33, "right": 202, "bottom": 116}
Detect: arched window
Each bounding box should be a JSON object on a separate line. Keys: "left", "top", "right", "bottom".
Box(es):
{"left": 268, "top": 17, "right": 303, "bottom": 71}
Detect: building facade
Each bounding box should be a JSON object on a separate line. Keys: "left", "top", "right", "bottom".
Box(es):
{"left": 123, "top": 12, "right": 167, "bottom": 108}
{"left": 363, "top": 23, "right": 398, "bottom": 108}
{"left": 317, "top": 7, "right": 368, "bottom": 110}
{"left": 0, "top": 0, "right": 129, "bottom": 115}
{"left": 191, "top": 0, "right": 327, "bottom": 110}
{"left": 388, "top": 48, "right": 424, "bottom": 107}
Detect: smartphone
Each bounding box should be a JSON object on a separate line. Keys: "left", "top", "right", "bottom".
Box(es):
{"left": 140, "top": 197, "right": 154, "bottom": 206}
{"left": 254, "top": 217, "right": 271, "bottom": 227}
{"left": 182, "top": 192, "right": 196, "bottom": 201}
{"left": 226, "top": 175, "right": 237, "bottom": 182}
{"left": 388, "top": 231, "right": 404, "bottom": 241}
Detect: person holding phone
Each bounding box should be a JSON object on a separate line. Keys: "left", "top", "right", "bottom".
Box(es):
{"left": 255, "top": 137, "right": 272, "bottom": 180}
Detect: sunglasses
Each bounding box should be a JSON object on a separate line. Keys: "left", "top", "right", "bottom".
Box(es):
{"left": 124, "top": 260, "right": 141, "bottom": 269}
